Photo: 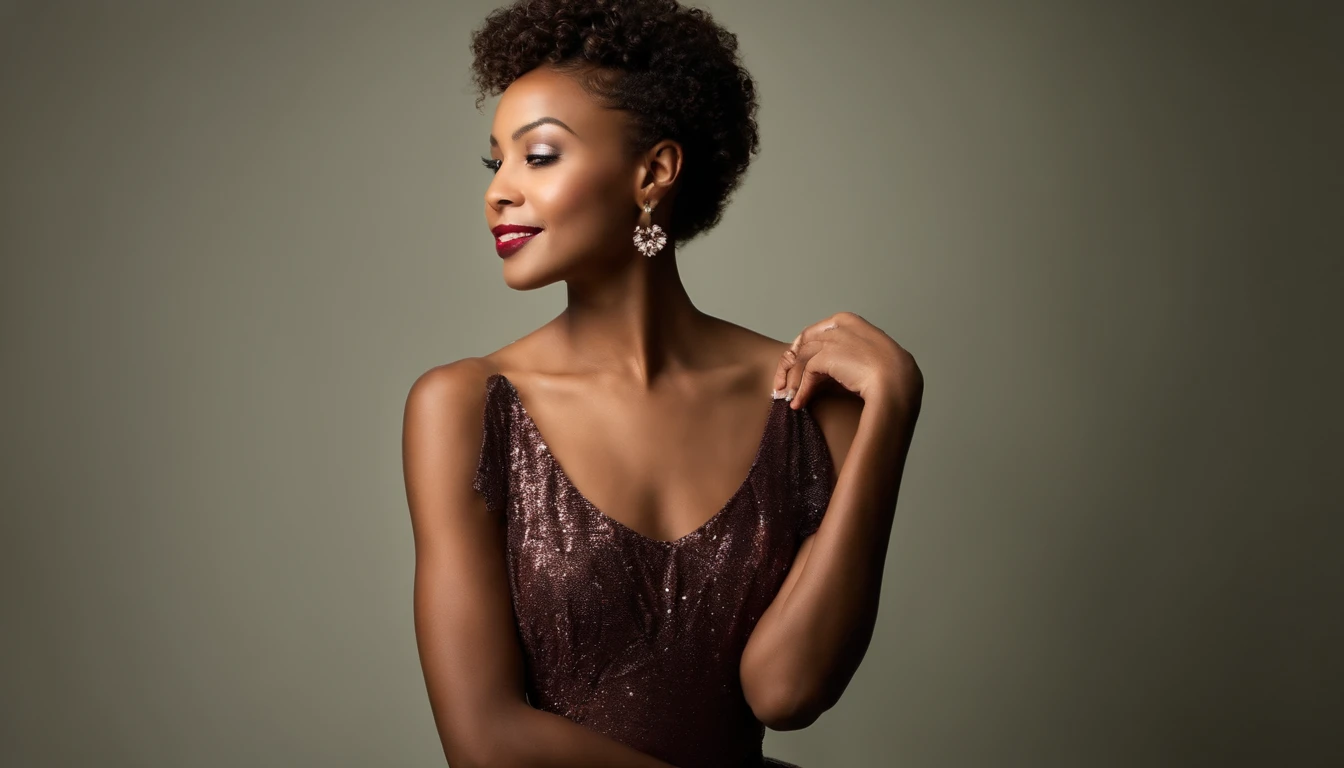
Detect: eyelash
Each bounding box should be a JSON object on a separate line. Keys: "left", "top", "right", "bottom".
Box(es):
{"left": 480, "top": 155, "right": 559, "bottom": 174}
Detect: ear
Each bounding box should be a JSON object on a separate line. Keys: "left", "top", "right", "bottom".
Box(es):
{"left": 635, "top": 139, "right": 683, "bottom": 205}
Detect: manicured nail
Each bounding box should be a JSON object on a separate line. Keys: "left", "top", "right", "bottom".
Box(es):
{"left": 783, "top": 389, "right": 794, "bottom": 402}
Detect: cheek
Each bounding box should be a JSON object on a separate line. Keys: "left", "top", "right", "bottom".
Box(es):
{"left": 535, "top": 165, "right": 629, "bottom": 242}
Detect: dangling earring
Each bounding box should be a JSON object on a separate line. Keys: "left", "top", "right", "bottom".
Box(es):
{"left": 632, "top": 199, "right": 667, "bottom": 258}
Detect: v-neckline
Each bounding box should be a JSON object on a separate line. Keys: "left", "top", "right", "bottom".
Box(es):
{"left": 493, "top": 373, "right": 785, "bottom": 548}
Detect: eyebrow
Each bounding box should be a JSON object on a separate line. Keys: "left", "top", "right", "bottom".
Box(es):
{"left": 489, "top": 116, "right": 578, "bottom": 146}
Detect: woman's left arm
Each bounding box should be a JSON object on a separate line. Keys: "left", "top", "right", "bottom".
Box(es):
{"left": 740, "top": 311, "right": 924, "bottom": 730}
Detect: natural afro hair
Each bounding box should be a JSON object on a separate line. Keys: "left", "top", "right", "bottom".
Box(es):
{"left": 469, "top": 0, "right": 761, "bottom": 244}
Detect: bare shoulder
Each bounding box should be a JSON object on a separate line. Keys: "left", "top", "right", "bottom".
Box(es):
{"left": 404, "top": 356, "right": 500, "bottom": 429}
{"left": 709, "top": 319, "right": 793, "bottom": 376}
{"left": 403, "top": 321, "right": 552, "bottom": 417}
{"left": 401, "top": 357, "right": 504, "bottom": 530}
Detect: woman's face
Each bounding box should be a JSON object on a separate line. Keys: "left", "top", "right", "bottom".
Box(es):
{"left": 483, "top": 66, "right": 645, "bottom": 287}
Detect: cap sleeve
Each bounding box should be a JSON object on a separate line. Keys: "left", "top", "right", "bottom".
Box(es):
{"left": 471, "top": 374, "right": 512, "bottom": 518}
{"left": 795, "top": 404, "right": 835, "bottom": 541}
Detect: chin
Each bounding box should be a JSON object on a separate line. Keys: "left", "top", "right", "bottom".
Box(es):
{"left": 501, "top": 257, "right": 567, "bottom": 291}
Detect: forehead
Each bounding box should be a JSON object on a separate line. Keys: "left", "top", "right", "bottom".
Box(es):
{"left": 490, "top": 66, "right": 628, "bottom": 144}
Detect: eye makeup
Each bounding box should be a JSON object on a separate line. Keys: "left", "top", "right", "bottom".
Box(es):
{"left": 480, "top": 146, "right": 562, "bottom": 173}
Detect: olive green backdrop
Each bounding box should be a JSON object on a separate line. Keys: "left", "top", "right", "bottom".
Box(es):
{"left": 2, "top": 1, "right": 1339, "bottom": 766}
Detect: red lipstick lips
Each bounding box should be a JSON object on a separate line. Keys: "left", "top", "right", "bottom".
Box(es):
{"left": 492, "top": 224, "right": 543, "bottom": 258}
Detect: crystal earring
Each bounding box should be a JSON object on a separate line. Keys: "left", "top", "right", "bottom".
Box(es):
{"left": 632, "top": 199, "right": 667, "bottom": 257}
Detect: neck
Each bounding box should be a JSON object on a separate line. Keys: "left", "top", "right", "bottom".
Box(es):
{"left": 553, "top": 242, "right": 711, "bottom": 390}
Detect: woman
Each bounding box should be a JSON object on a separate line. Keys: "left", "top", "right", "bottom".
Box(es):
{"left": 402, "top": 1, "right": 923, "bottom": 765}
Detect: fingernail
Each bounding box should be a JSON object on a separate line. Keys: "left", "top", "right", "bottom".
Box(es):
{"left": 772, "top": 389, "right": 785, "bottom": 400}
{"left": 783, "top": 389, "right": 794, "bottom": 402}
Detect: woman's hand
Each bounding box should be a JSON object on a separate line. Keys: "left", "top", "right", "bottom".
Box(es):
{"left": 771, "top": 311, "right": 923, "bottom": 413}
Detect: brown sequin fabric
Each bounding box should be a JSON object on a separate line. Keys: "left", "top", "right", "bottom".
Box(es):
{"left": 473, "top": 373, "right": 834, "bottom": 768}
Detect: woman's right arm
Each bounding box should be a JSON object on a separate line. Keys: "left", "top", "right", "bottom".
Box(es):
{"left": 402, "top": 360, "right": 679, "bottom": 768}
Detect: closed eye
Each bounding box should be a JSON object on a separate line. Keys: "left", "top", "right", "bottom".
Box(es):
{"left": 480, "top": 155, "right": 559, "bottom": 174}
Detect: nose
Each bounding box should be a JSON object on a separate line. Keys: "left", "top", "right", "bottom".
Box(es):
{"left": 485, "top": 169, "right": 519, "bottom": 212}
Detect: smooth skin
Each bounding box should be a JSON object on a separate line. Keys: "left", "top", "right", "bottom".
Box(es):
{"left": 402, "top": 63, "right": 922, "bottom": 767}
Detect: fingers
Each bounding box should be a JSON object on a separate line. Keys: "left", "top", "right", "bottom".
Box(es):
{"left": 796, "top": 314, "right": 846, "bottom": 349}
{"left": 790, "top": 347, "right": 831, "bottom": 410}
{"left": 774, "top": 337, "right": 824, "bottom": 403}
{"left": 770, "top": 330, "right": 807, "bottom": 393}
{"left": 771, "top": 347, "right": 797, "bottom": 396}
{"left": 774, "top": 314, "right": 846, "bottom": 397}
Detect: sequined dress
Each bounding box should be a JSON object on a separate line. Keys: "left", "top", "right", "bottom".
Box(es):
{"left": 472, "top": 373, "right": 835, "bottom": 768}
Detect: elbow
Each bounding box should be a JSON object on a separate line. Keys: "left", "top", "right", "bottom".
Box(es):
{"left": 742, "top": 642, "right": 832, "bottom": 731}
{"left": 763, "top": 698, "right": 824, "bottom": 732}
{"left": 751, "top": 682, "right": 826, "bottom": 732}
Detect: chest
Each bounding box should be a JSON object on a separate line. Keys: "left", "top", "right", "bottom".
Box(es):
{"left": 507, "top": 387, "right": 786, "bottom": 545}
{"left": 500, "top": 448, "right": 805, "bottom": 659}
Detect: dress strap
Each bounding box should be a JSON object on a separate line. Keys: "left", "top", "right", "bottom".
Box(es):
{"left": 793, "top": 403, "right": 835, "bottom": 541}
{"left": 471, "top": 373, "right": 513, "bottom": 517}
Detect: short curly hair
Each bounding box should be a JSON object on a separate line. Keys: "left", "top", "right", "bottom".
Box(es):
{"left": 469, "top": 0, "right": 761, "bottom": 244}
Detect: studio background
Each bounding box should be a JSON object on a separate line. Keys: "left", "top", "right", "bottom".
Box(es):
{"left": 2, "top": 1, "right": 1339, "bottom": 766}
